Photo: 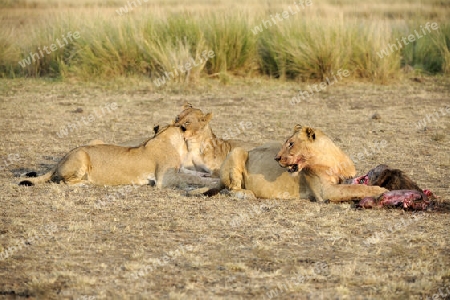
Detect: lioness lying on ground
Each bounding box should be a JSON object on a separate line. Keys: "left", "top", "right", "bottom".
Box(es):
{"left": 174, "top": 103, "right": 258, "bottom": 176}
{"left": 207, "top": 125, "right": 387, "bottom": 201}
{"left": 19, "top": 125, "right": 215, "bottom": 188}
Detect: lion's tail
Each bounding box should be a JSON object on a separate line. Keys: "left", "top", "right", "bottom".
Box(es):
{"left": 19, "top": 169, "right": 55, "bottom": 186}
{"left": 203, "top": 188, "right": 221, "bottom": 197}
{"left": 185, "top": 184, "right": 223, "bottom": 197}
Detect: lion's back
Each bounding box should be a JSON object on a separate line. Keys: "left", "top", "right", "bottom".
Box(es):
{"left": 244, "top": 143, "right": 299, "bottom": 199}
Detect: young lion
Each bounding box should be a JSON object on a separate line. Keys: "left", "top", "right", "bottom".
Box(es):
{"left": 174, "top": 103, "right": 257, "bottom": 176}
{"left": 19, "top": 125, "right": 193, "bottom": 188}
{"left": 212, "top": 125, "right": 388, "bottom": 201}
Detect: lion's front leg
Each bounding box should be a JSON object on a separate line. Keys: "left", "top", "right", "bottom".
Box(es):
{"left": 220, "top": 147, "right": 248, "bottom": 190}
{"left": 181, "top": 152, "right": 196, "bottom": 171}
{"left": 218, "top": 147, "right": 256, "bottom": 199}
{"left": 322, "top": 184, "right": 388, "bottom": 202}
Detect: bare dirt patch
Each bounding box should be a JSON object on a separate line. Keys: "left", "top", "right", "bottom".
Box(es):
{"left": 0, "top": 77, "right": 449, "bottom": 299}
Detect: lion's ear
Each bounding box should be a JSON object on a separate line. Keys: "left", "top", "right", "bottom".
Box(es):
{"left": 293, "top": 124, "right": 302, "bottom": 132}
{"left": 305, "top": 127, "right": 316, "bottom": 141}
{"left": 203, "top": 112, "right": 213, "bottom": 123}
{"left": 183, "top": 102, "right": 193, "bottom": 109}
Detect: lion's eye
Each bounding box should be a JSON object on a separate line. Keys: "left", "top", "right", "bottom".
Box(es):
{"left": 288, "top": 142, "right": 294, "bottom": 148}
{"left": 184, "top": 122, "right": 190, "bottom": 126}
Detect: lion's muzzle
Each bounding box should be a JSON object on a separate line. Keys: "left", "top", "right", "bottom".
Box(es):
{"left": 275, "top": 154, "right": 301, "bottom": 173}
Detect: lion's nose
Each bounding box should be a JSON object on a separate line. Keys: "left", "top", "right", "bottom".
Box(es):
{"left": 274, "top": 156, "right": 281, "bottom": 162}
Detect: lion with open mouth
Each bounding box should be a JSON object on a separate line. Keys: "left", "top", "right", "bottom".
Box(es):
{"left": 206, "top": 124, "right": 388, "bottom": 201}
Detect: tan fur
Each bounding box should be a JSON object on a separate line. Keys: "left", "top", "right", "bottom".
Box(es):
{"left": 87, "top": 125, "right": 161, "bottom": 147}
{"left": 86, "top": 139, "right": 105, "bottom": 146}
{"left": 87, "top": 138, "right": 153, "bottom": 147}
{"left": 174, "top": 103, "right": 256, "bottom": 176}
{"left": 217, "top": 125, "right": 388, "bottom": 202}
{"left": 20, "top": 125, "right": 203, "bottom": 188}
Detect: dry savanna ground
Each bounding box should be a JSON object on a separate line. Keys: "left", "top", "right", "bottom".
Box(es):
{"left": 0, "top": 76, "right": 449, "bottom": 300}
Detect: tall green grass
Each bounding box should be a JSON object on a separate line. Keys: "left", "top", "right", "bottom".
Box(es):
{"left": 399, "top": 21, "right": 450, "bottom": 74}
{"left": 1, "top": 9, "right": 449, "bottom": 83}
{"left": 259, "top": 18, "right": 402, "bottom": 82}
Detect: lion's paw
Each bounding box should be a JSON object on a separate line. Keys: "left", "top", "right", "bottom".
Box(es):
{"left": 229, "top": 189, "right": 257, "bottom": 200}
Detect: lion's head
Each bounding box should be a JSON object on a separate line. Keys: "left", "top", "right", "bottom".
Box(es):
{"left": 275, "top": 125, "right": 315, "bottom": 173}
{"left": 275, "top": 125, "right": 355, "bottom": 183}
{"left": 174, "top": 102, "right": 213, "bottom": 140}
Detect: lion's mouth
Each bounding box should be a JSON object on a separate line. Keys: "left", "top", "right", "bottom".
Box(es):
{"left": 287, "top": 164, "right": 299, "bottom": 173}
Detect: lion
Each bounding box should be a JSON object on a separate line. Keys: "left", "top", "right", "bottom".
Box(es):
{"left": 19, "top": 125, "right": 215, "bottom": 188}
{"left": 174, "top": 103, "right": 257, "bottom": 177}
{"left": 207, "top": 124, "right": 388, "bottom": 202}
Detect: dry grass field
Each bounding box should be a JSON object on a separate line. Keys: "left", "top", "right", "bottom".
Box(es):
{"left": 0, "top": 76, "right": 449, "bottom": 300}
{"left": 1, "top": 0, "right": 450, "bottom": 299}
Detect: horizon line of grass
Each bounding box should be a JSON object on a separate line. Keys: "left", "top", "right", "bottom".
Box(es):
{"left": 0, "top": 10, "right": 449, "bottom": 83}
